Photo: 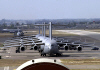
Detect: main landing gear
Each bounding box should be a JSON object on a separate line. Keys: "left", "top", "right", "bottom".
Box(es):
{"left": 16, "top": 50, "right": 20, "bottom": 53}
{"left": 40, "top": 50, "right": 46, "bottom": 56}
{"left": 41, "top": 53, "right": 46, "bottom": 56}
{"left": 16, "top": 47, "right": 20, "bottom": 53}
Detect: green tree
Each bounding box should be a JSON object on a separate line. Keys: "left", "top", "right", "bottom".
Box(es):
{"left": 10, "top": 23, "right": 14, "bottom": 28}
{"left": 16, "top": 22, "right": 20, "bottom": 26}
{"left": 2, "top": 23, "right": 7, "bottom": 28}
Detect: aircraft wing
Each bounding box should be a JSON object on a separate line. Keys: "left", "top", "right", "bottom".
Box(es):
{"left": 5, "top": 39, "right": 35, "bottom": 42}
{"left": 23, "top": 38, "right": 39, "bottom": 41}
{"left": 29, "top": 35, "right": 36, "bottom": 37}
{"left": 4, "top": 42, "right": 44, "bottom": 47}
{"left": 4, "top": 45, "right": 21, "bottom": 48}
{"left": 4, "top": 43, "right": 20, "bottom": 46}
{"left": 23, "top": 43, "right": 34, "bottom": 46}
{"left": 72, "top": 41, "right": 95, "bottom": 47}
{"left": 57, "top": 39, "right": 95, "bottom": 47}
{"left": 21, "top": 40, "right": 42, "bottom": 44}
{"left": 0, "top": 47, "right": 5, "bottom": 49}
{"left": 57, "top": 42, "right": 72, "bottom": 45}
{"left": 32, "top": 37, "right": 37, "bottom": 39}
{"left": 82, "top": 44, "right": 94, "bottom": 47}
{"left": 5, "top": 40, "right": 20, "bottom": 43}
{"left": 57, "top": 42, "right": 66, "bottom": 45}
{"left": 4, "top": 41, "right": 30, "bottom": 44}
{"left": 69, "top": 43, "right": 95, "bottom": 47}
{"left": 4, "top": 39, "right": 41, "bottom": 43}
{"left": 35, "top": 43, "right": 45, "bottom": 45}
{"left": 0, "top": 47, "right": 7, "bottom": 50}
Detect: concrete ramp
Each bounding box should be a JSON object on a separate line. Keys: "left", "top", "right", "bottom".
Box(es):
{"left": 56, "top": 30, "right": 100, "bottom": 41}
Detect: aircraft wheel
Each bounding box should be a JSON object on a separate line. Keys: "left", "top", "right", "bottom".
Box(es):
{"left": 38, "top": 50, "right": 40, "bottom": 52}
{"left": 56, "top": 53, "right": 61, "bottom": 56}
{"left": 59, "top": 53, "right": 62, "bottom": 56}
{"left": 50, "top": 54, "right": 53, "bottom": 56}
{"left": 43, "top": 54, "right": 46, "bottom": 56}
{"left": 18, "top": 50, "right": 20, "bottom": 53}
{"left": 38, "top": 50, "right": 42, "bottom": 53}
{"left": 41, "top": 53, "right": 46, "bottom": 56}
{"left": 30, "top": 48, "right": 33, "bottom": 50}
{"left": 44, "top": 54, "right": 46, "bottom": 56}
{"left": 19, "top": 51, "right": 20, "bottom": 53}
{"left": 56, "top": 53, "right": 59, "bottom": 56}
{"left": 41, "top": 54, "right": 42, "bottom": 56}
{"left": 16, "top": 50, "right": 18, "bottom": 53}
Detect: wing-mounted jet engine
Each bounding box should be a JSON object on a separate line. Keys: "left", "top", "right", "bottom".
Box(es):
{"left": 76, "top": 45, "right": 82, "bottom": 51}
{"left": 20, "top": 44, "right": 26, "bottom": 51}
{"left": 64, "top": 43, "right": 69, "bottom": 50}
{"left": 30, "top": 44, "right": 38, "bottom": 50}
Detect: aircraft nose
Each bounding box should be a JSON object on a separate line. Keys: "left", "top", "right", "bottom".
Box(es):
{"left": 50, "top": 46, "right": 58, "bottom": 53}
{"left": 43, "top": 46, "right": 51, "bottom": 54}
{"left": 43, "top": 45, "right": 58, "bottom": 54}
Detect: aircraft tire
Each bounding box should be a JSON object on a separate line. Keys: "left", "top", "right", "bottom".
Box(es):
{"left": 18, "top": 50, "right": 20, "bottom": 53}
{"left": 38, "top": 50, "right": 40, "bottom": 52}
{"left": 56, "top": 53, "right": 61, "bottom": 56}
{"left": 44, "top": 54, "right": 46, "bottom": 56}
{"left": 16, "top": 50, "right": 18, "bottom": 53}
{"left": 19, "top": 51, "right": 20, "bottom": 53}
{"left": 41, "top": 54, "right": 42, "bottom": 56}
{"left": 41, "top": 53, "right": 46, "bottom": 56}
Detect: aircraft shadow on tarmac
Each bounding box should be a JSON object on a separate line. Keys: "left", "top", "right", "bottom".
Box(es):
{"left": 47, "top": 54, "right": 92, "bottom": 57}
{"left": 25, "top": 52, "right": 39, "bottom": 53}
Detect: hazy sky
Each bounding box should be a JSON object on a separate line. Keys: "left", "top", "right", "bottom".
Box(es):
{"left": 0, "top": 0, "right": 100, "bottom": 20}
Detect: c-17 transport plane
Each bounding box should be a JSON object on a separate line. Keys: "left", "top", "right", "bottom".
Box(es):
{"left": 1, "top": 27, "right": 24, "bottom": 37}
{"left": 14, "top": 27, "right": 24, "bottom": 37}
{"left": 3, "top": 22, "right": 62, "bottom": 56}
{"left": 2, "top": 22, "right": 94, "bottom": 56}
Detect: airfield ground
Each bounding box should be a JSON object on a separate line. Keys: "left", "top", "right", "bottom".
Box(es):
{"left": 0, "top": 29, "right": 100, "bottom": 70}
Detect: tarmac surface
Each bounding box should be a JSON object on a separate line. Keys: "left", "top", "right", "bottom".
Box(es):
{"left": 0, "top": 30, "right": 100, "bottom": 70}
{"left": 0, "top": 47, "right": 100, "bottom": 60}
{"left": 57, "top": 30, "right": 100, "bottom": 41}
{"left": 1, "top": 65, "right": 100, "bottom": 70}
{"left": 0, "top": 47, "right": 100, "bottom": 70}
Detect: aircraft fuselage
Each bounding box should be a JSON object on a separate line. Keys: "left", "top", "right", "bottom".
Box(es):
{"left": 35, "top": 34, "right": 59, "bottom": 55}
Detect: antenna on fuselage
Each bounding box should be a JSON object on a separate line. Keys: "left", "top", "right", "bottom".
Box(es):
{"left": 49, "top": 22, "right": 52, "bottom": 41}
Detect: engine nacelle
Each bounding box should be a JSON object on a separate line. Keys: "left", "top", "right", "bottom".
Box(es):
{"left": 34, "top": 46, "right": 38, "bottom": 50}
{"left": 64, "top": 45, "right": 69, "bottom": 50}
{"left": 77, "top": 46, "right": 82, "bottom": 51}
{"left": 20, "top": 47, "right": 25, "bottom": 51}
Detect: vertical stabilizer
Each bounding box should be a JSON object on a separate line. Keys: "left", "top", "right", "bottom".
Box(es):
{"left": 42, "top": 24, "right": 44, "bottom": 36}
{"left": 49, "top": 22, "right": 52, "bottom": 40}
{"left": 39, "top": 26, "right": 40, "bottom": 34}
{"left": 17, "top": 27, "right": 19, "bottom": 32}
{"left": 44, "top": 22, "right": 46, "bottom": 37}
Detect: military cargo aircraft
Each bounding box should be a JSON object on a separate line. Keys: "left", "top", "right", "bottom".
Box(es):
{"left": 2, "top": 22, "right": 96, "bottom": 56}
{"left": 0, "top": 27, "right": 24, "bottom": 37}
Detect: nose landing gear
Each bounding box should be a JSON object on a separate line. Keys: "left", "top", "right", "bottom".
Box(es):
{"left": 56, "top": 53, "right": 62, "bottom": 56}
